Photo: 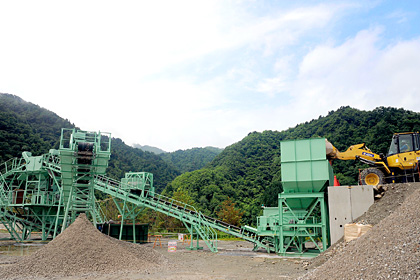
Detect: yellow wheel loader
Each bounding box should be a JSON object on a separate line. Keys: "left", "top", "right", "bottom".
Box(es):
{"left": 326, "top": 132, "right": 420, "bottom": 186}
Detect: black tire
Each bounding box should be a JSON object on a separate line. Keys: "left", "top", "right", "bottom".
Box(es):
{"left": 360, "top": 168, "right": 385, "bottom": 186}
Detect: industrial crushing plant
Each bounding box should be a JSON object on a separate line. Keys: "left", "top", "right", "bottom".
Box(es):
{"left": 0, "top": 128, "right": 112, "bottom": 240}
{"left": 255, "top": 138, "right": 333, "bottom": 255}
{"left": 0, "top": 128, "right": 338, "bottom": 256}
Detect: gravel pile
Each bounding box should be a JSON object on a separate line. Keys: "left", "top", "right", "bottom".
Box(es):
{"left": 0, "top": 213, "right": 168, "bottom": 279}
{"left": 301, "top": 183, "right": 420, "bottom": 279}
{"left": 309, "top": 183, "right": 420, "bottom": 269}
{"left": 354, "top": 183, "right": 420, "bottom": 225}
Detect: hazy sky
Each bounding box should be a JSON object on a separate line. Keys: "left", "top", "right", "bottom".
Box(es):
{"left": 1, "top": 1, "right": 419, "bottom": 151}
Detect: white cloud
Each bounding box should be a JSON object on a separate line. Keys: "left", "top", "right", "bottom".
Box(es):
{"left": 241, "top": 26, "right": 420, "bottom": 135}
{"left": 386, "top": 10, "right": 412, "bottom": 24}
{"left": 273, "top": 28, "right": 420, "bottom": 127}
{"left": 374, "top": 38, "right": 420, "bottom": 110}
{"left": 1, "top": 1, "right": 419, "bottom": 151}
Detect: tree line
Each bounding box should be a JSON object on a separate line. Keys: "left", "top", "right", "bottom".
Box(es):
{"left": 164, "top": 106, "right": 420, "bottom": 226}
{"left": 2, "top": 93, "right": 420, "bottom": 228}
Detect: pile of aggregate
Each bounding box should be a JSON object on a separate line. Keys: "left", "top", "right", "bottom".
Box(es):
{"left": 354, "top": 183, "right": 420, "bottom": 225}
{"left": 0, "top": 213, "right": 168, "bottom": 279}
{"left": 308, "top": 182, "right": 420, "bottom": 269}
{"left": 301, "top": 183, "right": 420, "bottom": 279}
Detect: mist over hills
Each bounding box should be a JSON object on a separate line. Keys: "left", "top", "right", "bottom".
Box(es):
{"left": 133, "top": 144, "right": 223, "bottom": 174}
{"left": 132, "top": 144, "right": 167, "bottom": 155}
{"left": 159, "top": 147, "right": 223, "bottom": 174}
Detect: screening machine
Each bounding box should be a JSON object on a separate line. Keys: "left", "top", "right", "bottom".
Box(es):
{"left": 0, "top": 128, "right": 272, "bottom": 251}
{"left": 0, "top": 128, "right": 111, "bottom": 240}
{"left": 0, "top": 129, "right": 332, "bottom": 256}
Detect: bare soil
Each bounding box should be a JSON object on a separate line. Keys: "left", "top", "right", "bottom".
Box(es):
{"left": 0, "top": 183, "right": 419, "bottom": 279}
{"left": 0, "top": 238, "right": 308, "bottom": 279}
{"left": 0, "top": 216, "right": 308, "bottom": 280}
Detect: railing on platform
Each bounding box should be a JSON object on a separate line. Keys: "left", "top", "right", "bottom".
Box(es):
{"left": 93, "top": 175, "right": 272, "bottom": 252}
{"left": 4, "top": 189, "right": 60, "bottom": 206}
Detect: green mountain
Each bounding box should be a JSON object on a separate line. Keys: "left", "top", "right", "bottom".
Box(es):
{"left": 3, "top": 93, "right": 420, "bottom": 226}
{"left": 108, "top": 138, "right": 180, "bottom": 193}
{"left": 160, "top": 147, "right": 223, "bottom": 174}
{"left": 132, "top": 144, "right": 167, "bottom": 155}
{"left": 164, "top": 106, "right": 420, "bottom": 225}
{"left": 132, "top": 144, "right": 223, "bottom": 174}
{"left": 0, "top": 94, "right": 75, "bottom": 162}
{"left": 0, "top": 93, "right": 179, "bottom": 193}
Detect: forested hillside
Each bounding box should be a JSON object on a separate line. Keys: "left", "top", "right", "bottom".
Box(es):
{"left": 2, "top": 93, "right": 420, "bottom": 227}
{"left": 0, "top": 93, "right": 179, "bottom": 192}
{"left": 0, "top": 94, "right": 75, "bottom": 162}
{"left": 159, "top": 147, "right": 223, "bottom": 174}
{"left": 132, "top": 144, "right": 166, "bottom": 155}
{"left": 108, "top": 138, "right": 180, "bottom": 193}
{"left": 164, "top": 106, "right": 420, "bottom": 225}
{"left": 132, "top": 144, "right": 223, "bottom": 174}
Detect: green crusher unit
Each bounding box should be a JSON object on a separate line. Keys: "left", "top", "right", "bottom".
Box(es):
{"left": 0, "top": 128, "right": 333, "bottom": 256}
{"left": 256, "top": 138, "right": 334, "bottom": 256}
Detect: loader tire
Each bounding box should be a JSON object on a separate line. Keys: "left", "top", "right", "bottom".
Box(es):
{"left": 360, "top": 168, "right": 385, "bottom": 186}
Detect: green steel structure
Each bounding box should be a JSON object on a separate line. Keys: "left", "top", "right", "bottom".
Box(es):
{"left": 0, "top": 129, "right": 332, "bottom": 256}
{"left": 256, "top": 138, "right": 333, "bottom": 256}
{"left": 93, "top": 175, "right": 273, "bottom": 252}
{"left": 58, "top": 128, "right": 111, "bottom": 233}
{"left": 0, "top": 128, "right": 273, "bottom": 252}
{"left": 0, "top": 128, "right": 111, "bottom": 241}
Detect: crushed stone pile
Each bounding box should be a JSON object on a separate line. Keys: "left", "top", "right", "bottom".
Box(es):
{"left": 354, "top": 183, "right": 420, "bottom": 225}
{"left": 0, "top": 213, "right": 168, "bottom": 280}
{"left": 309, "top": 183, "right": 420, "bottom": 269}
{"left": 300, "top": 183, "right": 420, "bottom": 279}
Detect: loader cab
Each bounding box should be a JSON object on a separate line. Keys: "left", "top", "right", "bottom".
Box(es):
{"left": 387, "top": 132, "right": 420, "bottom": 156}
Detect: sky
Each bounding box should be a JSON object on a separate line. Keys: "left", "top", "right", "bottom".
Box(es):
{"left": 1, "top": 1, "right": 420, "bottom": 152}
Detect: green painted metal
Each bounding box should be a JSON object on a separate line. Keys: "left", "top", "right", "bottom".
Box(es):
{"left": 93, "top": 175, "right": 274, "bottom": 252}
{"left": 281, "top": 138, "right": 333, "bottom": 193}
{"left": 0, "top": 149, "right": 63, "bottom": 241}
{"left": 256, "top": 138, "right": 333, "bottom": 256}
{"left": 58, "top": 128, "right": 111, "bottom": 232}
{"left": 0, "top": 128, "right": 273, "bottom": 253}
{"left": 280, "top": 138, "right": 333, "bottom": 218}
{"left": 1, "top": 130, "right": 333, "bottom": 257}
{"left": 0, "top": 129, "right": 111, "bottom": 241}
{"left": 276, "top": 192, "right": 328, "bottom": 256}
{"left": 121, "top": 172, "right": 154, "bottom": 194}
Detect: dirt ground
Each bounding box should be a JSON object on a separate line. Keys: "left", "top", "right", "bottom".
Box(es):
{"left": 0, "top": 236, "right": 309, "bottom": 280}
{"left": 1, "top": 183, "right": 417, "bottom": 279}
{"left": 107, "top": 239, "right": 309, "bottom": 280}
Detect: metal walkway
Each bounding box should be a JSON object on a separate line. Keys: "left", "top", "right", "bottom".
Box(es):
{"left": 0, "top": 156, "right": 272, "bottom": 251}
{"left": 0, "top": 128, "right": 274, "bottom": 253}
{"left": 94, "top": 175, "right": 273, "bottom": 252}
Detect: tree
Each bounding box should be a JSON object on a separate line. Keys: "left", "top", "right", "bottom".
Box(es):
{"left": 144, "top": 188, "right": 197, "bottom": 232}
{"left": 216, "top": 197, "right": 244, "bottom": 226}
